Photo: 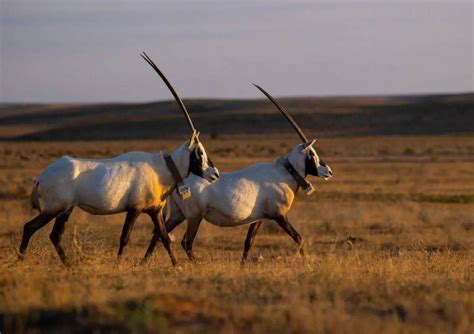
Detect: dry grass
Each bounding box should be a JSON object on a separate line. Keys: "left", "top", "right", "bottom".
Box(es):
{"left": 0, "top": 136, "right": 473, "bottom": 333}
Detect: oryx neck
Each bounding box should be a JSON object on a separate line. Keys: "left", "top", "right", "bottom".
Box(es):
{"left": 277, "top": 157, "right": 315, "bottom": 195}
{"left": 285, "top": 153, "right": 306, "bottom": 178}
{"left": 163, "top": 154, "right": 191, "bottom": 200}
{"left": 169, "top": 142, "right": 191, "bottom": 179}
{"left": 164, "top": 154, "right": 185, "bottom": 186}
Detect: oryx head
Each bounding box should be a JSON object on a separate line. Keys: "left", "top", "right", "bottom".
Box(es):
{"left": 253, "top": 84, "right": 333, "bottom": 180}
{"left": 187, "top": 131, "right": 219, "bottom": 182}
{"left": 292, "top": 139, "right": 332, "bottom": 179}
{"left": 141, "top": 52, "right": 219, "bottom": 183}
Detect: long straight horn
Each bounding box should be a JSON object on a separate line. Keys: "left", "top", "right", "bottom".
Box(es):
{"left": 253, "top": 83, "right": 308, "bottom": 142}
{"left": 141, "top": 52, "right": 196, "bottom": 133}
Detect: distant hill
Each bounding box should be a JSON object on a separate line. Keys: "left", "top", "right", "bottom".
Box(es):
{"left": 0, "top": 93, "right": 472, "bottom": 140}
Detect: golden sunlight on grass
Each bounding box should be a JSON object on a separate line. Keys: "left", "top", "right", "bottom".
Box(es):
{"left": 0, "top": 137, "right": 473, "bottom": 333}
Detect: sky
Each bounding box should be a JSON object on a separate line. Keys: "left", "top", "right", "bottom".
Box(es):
{"left": 1, "top": 1, "right": 472, "bottom": 103}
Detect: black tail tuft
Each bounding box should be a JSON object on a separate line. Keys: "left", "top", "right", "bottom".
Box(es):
{"left": 30, "top": 181, "right": 41, "bottom": 212}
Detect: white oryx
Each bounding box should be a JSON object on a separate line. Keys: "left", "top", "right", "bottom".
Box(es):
{"left": 19, "top": 52, "right": 219, "bottom": 265}
{"left": 145, "top": 84, "right": 333, "bottom": 263}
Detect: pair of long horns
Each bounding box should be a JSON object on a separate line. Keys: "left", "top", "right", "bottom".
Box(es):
{"left": 141, "top": 52, "right": 197, "bottom": 134}
{"left": 141, "top": 52, "right": 308, "bottom": 143}
{"left": 253, "top": 84, "right": 309, "bottom": 143}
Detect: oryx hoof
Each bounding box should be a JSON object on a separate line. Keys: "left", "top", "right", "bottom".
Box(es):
{"left": 16, "top": 251, "right": 25, "bottom": 262}
{"left": 251, "top": 254, "right": 264, "bottom": 263}
{"left": 61, "top": 259, "right": 71, "bottom": 268}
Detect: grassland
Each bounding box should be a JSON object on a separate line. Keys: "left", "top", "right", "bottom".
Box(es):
{"left": 0, "top": 135, "right": 472, "bottom": 333}
{"left": 0, "top": 94, "right": 473, "bottom": 333}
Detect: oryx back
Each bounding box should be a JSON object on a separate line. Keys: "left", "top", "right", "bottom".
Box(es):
{"left": 172, "top": 162, "right": 296, "bottom": 226}
{"left": 37, "top": 152, "right": 170, "bottom": 215}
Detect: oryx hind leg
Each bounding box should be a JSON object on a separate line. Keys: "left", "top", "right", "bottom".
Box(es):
{"left": 274, "top": 216, "right": 304, "bottom": 255}
{"left": 19, "top": 212, "right": 56, "bottom": 259}
{"left": 117, "top": 209, "right": 141, "bottom": 259}
{"left": 181, "top": 216, "right": 203, "bottom": 262}
{"left": 49, "top": 207, "right": 73, "bottom": 265}
{"left": 142, "top": 208, "right": 177, "bottom": 266}
{"left": 241, "top": 221, "right": 263, "bottom": 265}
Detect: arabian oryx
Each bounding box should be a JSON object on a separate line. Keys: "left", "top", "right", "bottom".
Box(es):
{"left": 18, "top": 52, "right": 219, "bottom": 265}
{"left": 145, "top": 84, "right": 333, "bottom": 264}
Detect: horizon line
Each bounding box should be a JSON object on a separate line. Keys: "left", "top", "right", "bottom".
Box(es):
{"left": 1, "top": 91, "right": 473, "bottom": 106}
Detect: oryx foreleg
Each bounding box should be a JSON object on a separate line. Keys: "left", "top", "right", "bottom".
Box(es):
{"left": 49, "top": 207, "right": 73, "bottom": 265}
{"left": 274, "top": 215, "right": 304, "bottom": 255}
{"left": 138, "top": 205, "right": 185, "bottom": 263}
{"left": 117, "top": 209, "right": 141, "bottom": 259}
{"left": 241, "top": 221, "right": 263, "bottom": 264}
{"left": 181, "top": 216, "right": 202, "bottom": 262}
{"left": 142, "top": 207, "right": 177, "bottom": 265}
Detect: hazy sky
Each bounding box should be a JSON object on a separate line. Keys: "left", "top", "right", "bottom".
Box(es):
{"left": 1, "top": 1, "right": 472, "bottom": 103}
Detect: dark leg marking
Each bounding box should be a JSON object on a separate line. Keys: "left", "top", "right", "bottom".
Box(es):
{"left": 274, "top": 215, "right": 304, "bottom": 255}
{"left": 241, "top": 221, "right": 263, "bottom": 264}
{"left": 117, "top": 209, "right": 141, "bottom": 259}
{"left": 181, "top": 217, "right": 202, "bottom": 262}
{"left": 19, "top": 213, "right": 56, "bottom": 258}
{"left": 142, "top": 208, "right": 177, "bottom": 265}
{"left": 49, "top": 208, "right": 73, "bottom": 265}
{"left": 140, "top": 202, "right": 185, "bottom": 262}
{"left": 164, "top": 208, "right": 186, "bottom": 234}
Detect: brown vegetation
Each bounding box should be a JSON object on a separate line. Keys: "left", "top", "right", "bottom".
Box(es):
{"left": 0, "top": 134, "right": 473, "bottom": 333}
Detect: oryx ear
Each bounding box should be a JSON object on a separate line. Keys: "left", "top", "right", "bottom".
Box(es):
{"left": 187, "top": 131, "right": 200, "bottom": 149}
{"left": 300, "top": 139, "right": 316, "bottom": 152}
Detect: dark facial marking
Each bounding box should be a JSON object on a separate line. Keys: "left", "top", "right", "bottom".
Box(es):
{"left": 189, "top": 147, "right": 204, "bottom": 177}
{"left": 305, "top": 154, "right": 319, "bottom": 176}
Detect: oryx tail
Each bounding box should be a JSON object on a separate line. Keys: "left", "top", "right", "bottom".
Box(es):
{"left": 30, "top": 181, "right": 41, "bottom": 212}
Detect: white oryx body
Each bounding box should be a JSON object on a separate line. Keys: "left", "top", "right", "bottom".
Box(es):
{"left": 176, "top": 163, "right": 294, "bottom": 227}
{"left": 19, "top": 52, "right": 220, "bottom": 265}
{"left": 34, "top": 143, "right": 211, "bottom": 215}
{"left": 170, "top": 144, "right": 330, "bottom": 227}
{"left": 161, "top": 141, "right": 332, "bottom": 263}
